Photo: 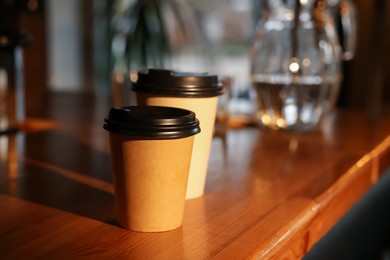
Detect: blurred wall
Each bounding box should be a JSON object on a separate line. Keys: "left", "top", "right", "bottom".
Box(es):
{"left": 46, "top": 0, "right": 83, "bottom": 92}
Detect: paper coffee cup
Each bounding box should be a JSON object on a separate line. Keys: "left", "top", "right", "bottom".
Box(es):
{"left": 132, "top": 69, "right": 224, "bottom": 199}
{"left": 104, "top": 106, "right": 200, "bottom": 232}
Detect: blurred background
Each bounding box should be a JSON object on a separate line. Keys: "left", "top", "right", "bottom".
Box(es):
{"left": 1, "top": 0, "right": 389, "bottom": 120}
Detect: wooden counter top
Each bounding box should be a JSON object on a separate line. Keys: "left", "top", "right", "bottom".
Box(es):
{"left": 1, "top": 94, "right": 390, "bottom": 259}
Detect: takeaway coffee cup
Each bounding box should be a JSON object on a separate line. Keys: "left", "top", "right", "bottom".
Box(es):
{"left": 132, "top": 69, "right": 223, "bottom": 199}
{"left": 103, "top": 106, "right": 200, "bottom": 232}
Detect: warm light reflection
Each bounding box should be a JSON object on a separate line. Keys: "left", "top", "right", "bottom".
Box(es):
{"left": 289, "top": 138, "right": 299, "bottom": 153}
{"left": 114, "top": 73, "right": 124, "bottom": 84}
{"left": 0, "top": 68, "right": 6, "bottom": 90}
{"left": 129, "top": 69, "right": 138, "bottom": 82}
{"left": 276, "top": 118, "right": 286, "bottom": 128}
{"left": 0, "top": 136, "right": 7, "bottom": 160}
{"left": 27, "top": 0, "right": 38, "bottom": 11}
{"left": 289, "top": 62, "right": 300, "bottom": 73}
{"left": 7, "top": 135, "right": 18, "bottom": 184}
{"left": 303, "top": 58, "right": 311, "bottom": 67}
{"left": 261, "top": 114, "right": 272, "bottom": 125}
{"left": 355, "top": 154, "right": 371, "bottom": 169}
{"left": 0, "top": 69, "right": 7, "bottom": 132}
{"left": 0, "top": 36, "right": 8, "bottom": 46}
{"left": 251, "top": 175, "right": 274, "bottom": 195}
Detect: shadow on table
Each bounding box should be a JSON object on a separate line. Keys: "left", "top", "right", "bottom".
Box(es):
{"left": 0, "top": 130, "right": 119, "bottom": 226}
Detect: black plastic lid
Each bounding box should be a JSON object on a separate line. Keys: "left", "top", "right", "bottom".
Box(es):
{"left": 103, "top": 106, "right": 200, "bottom": 139}
{"left": 132, "top": 68, "right": 224, "bottom": 97}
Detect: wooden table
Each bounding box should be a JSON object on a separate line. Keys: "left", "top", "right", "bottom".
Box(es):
{"left": 1, "top": 94, "right": 390, "bottom": 259}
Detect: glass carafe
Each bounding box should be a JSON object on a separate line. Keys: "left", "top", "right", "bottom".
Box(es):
{"left": 250, "top": 0, "right": 355, "bottom": 131}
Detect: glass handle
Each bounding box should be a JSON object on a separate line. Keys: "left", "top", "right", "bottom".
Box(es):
{"left": 339, "top": 0, "right": 357, "bottom": 61}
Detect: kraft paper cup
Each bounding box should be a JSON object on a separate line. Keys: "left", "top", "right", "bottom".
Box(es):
{"left": 104, "top": 106, "right": 200, "bottom": 232}
{"left": 132, "top": 69, "right": 224, "bottom": 199}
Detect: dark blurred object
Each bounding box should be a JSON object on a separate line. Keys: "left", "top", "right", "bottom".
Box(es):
{"left": 0, "top": 0, "right": 47, "bottom": 118}
{"left": 0, "top": 0, "right": 45, "bottom": 14}
{"left": 303, "top": 168, "right": 390, "bottom": 260}
{"left": 339, "top": 0, "right": 390, "bottom": 119}
{"left": 0, "top": 19, "right": 31, "bottom": 134}
{"left": 0, "top": 20, "right": 31, "bottom": 48}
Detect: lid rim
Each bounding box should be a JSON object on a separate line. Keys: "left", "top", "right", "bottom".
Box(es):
{"left": 103, "top": 106, "right": 201, "bottom": 139}
{"left": 133, "top": 68, "right": 223, "bottom": 97}
{"left": 132, "top": 88, "right": 224, "bottom": 97}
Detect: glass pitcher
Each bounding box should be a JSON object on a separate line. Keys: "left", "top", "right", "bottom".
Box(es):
{"left": 250, "top": 0, "right": 356, "bottom": 131}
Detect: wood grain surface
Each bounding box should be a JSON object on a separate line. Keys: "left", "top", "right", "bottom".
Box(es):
{"left": 1, "top": 94, "right": 390, "bottom": 259}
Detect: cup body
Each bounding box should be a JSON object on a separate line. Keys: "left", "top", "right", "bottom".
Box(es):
{"left": 109, "top": 133, "right": 194, "bottom": 232}
{"left": 136, "top": 93, "right": 218, "bottom": 199}
{"left": 104, "top": 106, "right": 200, "bottom": 232}
{"left": 132, "top": 69, "right": 223, "bottom": 199}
